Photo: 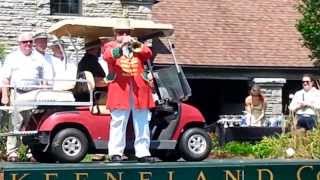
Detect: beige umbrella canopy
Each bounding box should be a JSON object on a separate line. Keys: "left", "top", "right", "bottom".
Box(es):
{"left": 48, "top": 17, "right": 174, "bottom": 40}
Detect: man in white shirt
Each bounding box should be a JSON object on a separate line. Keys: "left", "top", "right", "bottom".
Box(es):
{"left": 289, "top": 74, "right": 320, "bottom": 130}
{"left": 1, "top": 32, "right": 46, "bottom": 161}
{"left": 33, "top": 31, "right": 55, "bottom": 85}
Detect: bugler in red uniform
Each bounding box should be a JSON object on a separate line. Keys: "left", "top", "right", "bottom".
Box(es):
{"left": 103, "top": 41, "right": 155, "bottom": 110}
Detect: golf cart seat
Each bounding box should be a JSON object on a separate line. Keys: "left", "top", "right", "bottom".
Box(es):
{"left": 33, "top": 90, "right": 75, "bottom": 102}
{"left": 15, "top": 71, "right": 95, "bottom": 108}
{"left": 72, "top": 71, "right": 95, "bottom": 102}
{"left": 12, "top": 87, "right": 76, "bottom": 109}
{"left": 71, "top": 71, "right": 109, "bottom": 114}
{"left": 91, "top": 91, "right": 110, "bottom": 115}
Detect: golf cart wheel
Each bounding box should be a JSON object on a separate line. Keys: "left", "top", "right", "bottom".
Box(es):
{"left": 30, "top": 145, "right": 56, "bottom": 163}
{"left": 51, "top": 128, "right": 88, "bottom": 163}
{"left": 178, "top": 127, "right": 212, "bottom": 161}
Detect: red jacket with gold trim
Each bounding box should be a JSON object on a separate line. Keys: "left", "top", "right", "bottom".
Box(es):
{"left": 103, "top": 41, "right": 155, "bottom": 110}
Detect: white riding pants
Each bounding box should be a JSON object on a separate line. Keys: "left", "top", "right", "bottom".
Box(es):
{"left": 108, "top": 108, "right": 151, "bottom": 158}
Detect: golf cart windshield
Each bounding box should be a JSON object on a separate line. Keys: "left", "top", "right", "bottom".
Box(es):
{"left": 48, "top": 17, "right": 191, "bottom": 102}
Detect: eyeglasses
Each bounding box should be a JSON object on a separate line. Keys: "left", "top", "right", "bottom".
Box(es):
{"left": 21, "top": 40, "right": 33, "bottom": 44}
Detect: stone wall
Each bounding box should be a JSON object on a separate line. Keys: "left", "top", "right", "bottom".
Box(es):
{"left": 0, "top": 0, "right": 154, "bottom": 53}
{"left": 253, "top": 78, "right": 286, "bottom": 120}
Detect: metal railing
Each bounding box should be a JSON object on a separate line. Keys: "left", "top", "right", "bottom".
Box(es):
{"left": 0, "top": 78, "right": 94, "bottom": 136}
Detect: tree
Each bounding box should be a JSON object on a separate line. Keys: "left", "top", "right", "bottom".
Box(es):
{"left": 0, "top": 44, "right": 6, "bottom": 65}
{"left": 296, "top": 0, "right": 320, "bottom": 64}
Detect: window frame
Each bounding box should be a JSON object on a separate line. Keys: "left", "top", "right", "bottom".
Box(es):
{"left": 50, "top": 0, "right": 82, "bottom": 16}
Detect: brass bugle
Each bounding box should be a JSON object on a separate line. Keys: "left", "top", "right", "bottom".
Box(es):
{"left": 129, "top": 38, "right": 142, "bottom": 53}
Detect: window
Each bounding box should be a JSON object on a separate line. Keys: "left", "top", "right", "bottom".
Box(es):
{"left": 50, "top": 0, "right": 81, "bottom": 15}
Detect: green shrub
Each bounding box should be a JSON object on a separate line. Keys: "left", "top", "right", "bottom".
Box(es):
{"left": 223, "top": 142, "right": 254, "bottom": 156}
{"left": 252, "top": 134, "right": 291, "bottom": 159}
{"left": 17, "top": 144, "right": 28, "bottom": 161}
{"left": 0, "top": 43, "right": 6, "bottom": 64}
{"left": 210, "top": 127, "right": 320, "bottom": 160}
{"left": 0, "top": 112, "right": 10, "bottom": 160}
{"left": 294, "top": 129, "right": 320, "bottom": 159}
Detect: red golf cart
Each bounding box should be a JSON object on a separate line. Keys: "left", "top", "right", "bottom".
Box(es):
{"left": 2, "top": 17, "right": 212, "bottom": 163}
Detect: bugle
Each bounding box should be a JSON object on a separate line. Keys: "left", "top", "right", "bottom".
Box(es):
{"left": 129, "top": 38, "right": 142, "bottom": 53}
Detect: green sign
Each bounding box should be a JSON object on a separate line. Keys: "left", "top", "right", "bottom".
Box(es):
{"left": 2, "top": 159, "right": 320, "bottom": 180}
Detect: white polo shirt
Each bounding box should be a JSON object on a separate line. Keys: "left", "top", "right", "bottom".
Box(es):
{"left": 289, "top": 87, "right": 320, "bottom": 115}
{"left": 33, "top": 50, "right": 55, "bottom": 83}
{"left": 2, "top": 49, "right": 46, "bottom": 89}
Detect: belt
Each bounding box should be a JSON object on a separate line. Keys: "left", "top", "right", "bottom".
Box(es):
{"left": 297, "top": 114, "right": 315, "bottom": 118}
{"left": 16, "top": 89, "right": 32, "bottom": 94}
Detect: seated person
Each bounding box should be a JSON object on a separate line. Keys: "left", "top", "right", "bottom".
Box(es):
{"left": 77, "top": 39, "right": 109, "bottom": 162}
{"left": 289, "top": 74, "right": 320, "bottom": 131}
{"left": 244, "top": 84, "right": 266, "bottom": 126}
{"left": 49, "top": 39, "right": 78, "bottom": 91}
{"left": 76, "top": 39, "right": 108, "bottom": 102}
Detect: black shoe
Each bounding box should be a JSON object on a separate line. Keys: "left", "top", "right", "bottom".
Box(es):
{"left": 137, "top": 156, "right": 158, "bottom": 163}
{"left": 110, "top": 155, "right": 122, "bottom": 162}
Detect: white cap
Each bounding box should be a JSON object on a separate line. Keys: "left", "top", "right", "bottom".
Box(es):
{"left": 33, "top": 31, "right": 48, "bottom": 39}
{"left": 17, "top": 32, "right": 33, "bottom": 42}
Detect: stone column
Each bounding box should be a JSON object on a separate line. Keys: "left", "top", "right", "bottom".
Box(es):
{"left": 253, "top": 78, "right": 286, "bottom": 121}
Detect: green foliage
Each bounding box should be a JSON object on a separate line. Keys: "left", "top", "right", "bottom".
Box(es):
{"left": 0, "top": 112, "right": 10, "bottom": 160}
{"left": 210, "top": 132, "right": 220, "bottom": 149}
{"left": 252, "top": 134, "right": 291, "bottom": 159}
{"left": 81, "top": 154, "right": 93, "bottom": 162}
{"left": 17, "top": 144, "right": 28, "bottom": 161}
{"left": 210, "top": 128, "right": 320, "bottom": 159}
{"left": 0, "top": 112, "right": 30, "bottom": 161}
{"left": 296, "top": 0, "right": 320, "bottom": 61}
{"left": 223, "top": 142, "right": 254, "bottom": 156}
{"left": 294, "top": 128, "right": 320, "bottom": 158}
{"left": 0, "top": 44, "right": 6, "bottom": 64}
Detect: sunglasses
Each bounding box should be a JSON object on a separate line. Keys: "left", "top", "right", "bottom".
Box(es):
{"left": 116, "top": 30, "right": 131, "bottom": 35}
{"left": 302, "top": 80, "right": 311, "bottom": 84}
{"left": 21, "top": 40, "right": 33, "bottom": 44}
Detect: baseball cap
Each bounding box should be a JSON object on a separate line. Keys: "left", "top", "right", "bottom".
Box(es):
{"left": 17, "top": 32, "right": 33, "bottom": 42}
{"left": 33, "top": 31, "right": 48, "bottom": 39}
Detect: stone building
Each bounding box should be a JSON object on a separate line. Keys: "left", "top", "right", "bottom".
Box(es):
{"left": 0, "top": 0, "right": 156, "bottom": 50}
{"left": 0, "top": 0, "right": 318, "bottom": 124}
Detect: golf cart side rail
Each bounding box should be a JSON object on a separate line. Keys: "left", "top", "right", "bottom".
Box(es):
{"left": 0, "top": 77, "right": 94, "bottom": 137}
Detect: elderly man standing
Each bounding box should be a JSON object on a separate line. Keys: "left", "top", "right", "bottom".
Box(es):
{"left": 1, "top": 32, "right": 46, "bottom": 161}
{"left": 33, "top": 31, "right": 55, "bottom": 85}
{"left": 289, "top": 74, "right": 320, "bottom": 131}
{"left": 103, "top": 22, "right": 156, "bottom": 163}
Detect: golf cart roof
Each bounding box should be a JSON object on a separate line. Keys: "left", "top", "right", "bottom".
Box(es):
{"left": 48, "top": 17, "right": 174, "bottom": 39}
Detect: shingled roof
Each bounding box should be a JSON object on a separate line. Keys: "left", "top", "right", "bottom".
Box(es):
{"left": 152, "top": 0, "right": 314, "bottom": 68}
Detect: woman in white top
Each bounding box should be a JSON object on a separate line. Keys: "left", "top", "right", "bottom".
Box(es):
{"left": 245, "top": 84, "right": 266, "bottom": 126}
